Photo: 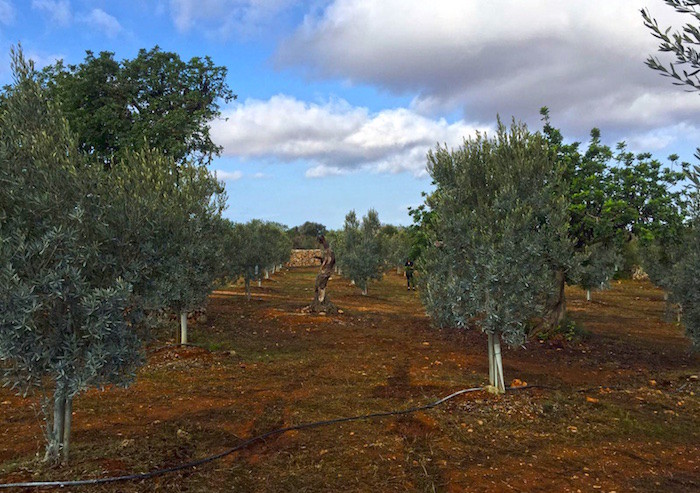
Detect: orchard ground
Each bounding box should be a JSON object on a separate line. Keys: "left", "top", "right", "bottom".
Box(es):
{"left": 0, "top": 268, "right": 698, "bottom": 492}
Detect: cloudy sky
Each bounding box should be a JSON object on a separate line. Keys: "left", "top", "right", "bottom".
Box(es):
{"left": 5, "top": 0, "right": 698, "bottom": 227}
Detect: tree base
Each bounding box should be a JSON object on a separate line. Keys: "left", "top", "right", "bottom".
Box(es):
{"left": 303, "top": 298, "right": 340, "bottom": 314}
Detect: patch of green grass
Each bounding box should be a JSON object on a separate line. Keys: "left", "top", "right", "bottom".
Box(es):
{"left": 537, "top": 318, "right": 591, "bottom": 342}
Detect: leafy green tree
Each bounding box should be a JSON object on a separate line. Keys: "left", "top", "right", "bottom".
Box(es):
{"left": 40, "top": 46, "right": 235, "bottom": 166}
{"left": 540, "top": 109, "right": 686, "bottom": 314}
{"left": 671, "top": 179, "right": 699, "bottom": 346}
{"left": 642, "top": 0, "right": 700, "bottom": 92}
{"left": 418, "top": 120, "right": 571, "bottom": 392}
{"left": 289, "top": 221, "right": 327, "bottom": 249}
{"left": 338, "top": 210, "right": 385, "bottom": 295}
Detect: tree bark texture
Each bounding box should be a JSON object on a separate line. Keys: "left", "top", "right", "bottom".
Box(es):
{"left": 44, "top": 384, "right": 73, "bottom": 463}
{"left": 537, "top": 269, "right": 567, "bottom": 335}
{"left": 305, "top": 236, "right": 339, "bottom": 314}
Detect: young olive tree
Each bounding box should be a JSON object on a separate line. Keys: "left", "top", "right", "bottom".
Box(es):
{"left": 0, "top": 49, "right": 227, "bottom": 462}
{"left": 128, "top": 153, "right": 226, "bottom": 344}
{"left": 419, "top": 120, "right": 571, "bottom": 392}
{"left": 338, "top": 209, "right": 385, "bottom": 295}
{"left": 0, "top": 50, "right": 142, "bottom": 463}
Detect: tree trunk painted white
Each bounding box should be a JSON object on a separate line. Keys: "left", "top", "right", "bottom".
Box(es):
{"left": 180, "top": 311, "right": 188, "bottom": 345}
{"left": 258, "top": 279, "right": 262, "bottom": 287}
{"left": 397, "top": 266, "right": 402, "bottom": 275}
{"left": 350, "top": 279, "right": 355, "bottom": 285}
{"left": 362, "top": 287, "right": 368, "bottom": 296}
{"left": 318, "top": 287, "right": 326, "bottom": 303}
{"left": 264, "top": 269, "right": 269, "bottom": 279}
{"left": 586, "top": 289, "right": 591, "bottom": 302}
{"left": 62, "top": 396, "right": 72, "bottom": 462}
{"left": 488, "top": 333, "right": 505, "bottom": 393}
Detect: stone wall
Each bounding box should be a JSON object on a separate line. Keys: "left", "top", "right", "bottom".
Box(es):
{"left": 286, "top": 249, "right": 322, "bottom": 267}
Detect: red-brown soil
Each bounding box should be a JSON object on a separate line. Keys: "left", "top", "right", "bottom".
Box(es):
{"left": 1, "top": 268, "right": 698, "bottom": 492}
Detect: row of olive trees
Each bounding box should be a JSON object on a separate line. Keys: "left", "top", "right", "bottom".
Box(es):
{"left": 328, "top": 210, "right": 412, "bottom": 296}
{"left": 220, "top": 220, "right": 292, "bottom": 300}
{"left": 0, "top": 50, "right": 229, "bottom": 462}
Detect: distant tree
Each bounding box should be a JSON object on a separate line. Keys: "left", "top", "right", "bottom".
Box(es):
{"left": 338, "top": 210, "right": 385, "bottom": 295}
{"left": 418, "top": 120, "right": 571, "bottom": 392}
{"left": 642, "top": 0, "right": 700, "bottom": 92}
{"left": 40, "top": 46, "right": 235, "bottom": 167}
{"left": 382, "top": 226, "right": 413, "bottom": 274}
{"left": 289, "top": 221, "right": 327, "bottom": 249}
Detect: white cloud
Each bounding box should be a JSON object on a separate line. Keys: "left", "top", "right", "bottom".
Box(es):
{"left": 276, "top": 0, "right": 698, "bottom": 136}
{"left": 26, "top": 50, "right": 64, "bottom": 69}
{"left": 214, "top": 169, "right": 244, "bottom": 180}
{"left": 31, "top": 0, "right": 71, "bottom": 26}
{"left": 623, "top": 122, "right": 700, "bottom": 155}
{"left": 169, "top": 0, "right": 295, "bottom": 38}
{"left": 210, "top": 94, "right": 491, "bottom": 178}
{"left": 0, "top": 0, "right": 14, "bottom": 24}
{"left": 80, "top": 8, "right": 123, "bottom": 38}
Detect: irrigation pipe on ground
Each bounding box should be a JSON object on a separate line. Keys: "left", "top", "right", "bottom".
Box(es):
{"left": 0, "top": 384, "right": 615, "bottom": 490}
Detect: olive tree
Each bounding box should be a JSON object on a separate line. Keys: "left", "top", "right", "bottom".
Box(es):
{"left": 0, "top": 50, "right": 142, "bottom": 463}
{"left": 337, "top": 209, "right": 385, "bottom": 295}
{"left": 419, "top": 120, "right": 571, "bottom": 392}
{"left": 0, "top": 49, "right": 226, "bottom": 462}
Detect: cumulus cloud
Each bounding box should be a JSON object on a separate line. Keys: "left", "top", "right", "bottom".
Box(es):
{"left": 210, "top": 94, "right": 490, "bottom": 178}
{"left": 80, "top": 8, "right": 123, "bottom": 38}
{"left": 169, "top": 0, "right": 296, "bottom": 38}
{"left": 31, "top": 0, "right": 71, "bottom": 26}
{"left": 276, "top": 0, "right": 699, "bottom": 136}
{"left": 0, "top": 0, "right": 14, "bottom": 25}
{"left": 214, "top": 169, "right": 244, "bottom": 180}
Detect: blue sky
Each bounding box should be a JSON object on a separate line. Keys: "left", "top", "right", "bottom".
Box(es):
{"left": 4, "top": 0, "right": 699, "bottom": 228}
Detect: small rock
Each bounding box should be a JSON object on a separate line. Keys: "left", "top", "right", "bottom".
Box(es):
{"left": 422, "top": 342, "right": 430, "bottom": 346}
{"left": 226, "top": 350, "right": 237, "bottom": 357}
{"left": 689, "top": 375, "right": 698, "bottom": 381}
{"left": 1, "top": 401, "right": 11, "bottom": 405}
{"left": 177, "top": 429, "right": 191, "bottom": 440}
{"left": 120, "top": 439, "right": 134, "bottom": 448}
{"left": 649, "top": 379, "right": 657, "bottom": 386}
{"left": 337, "top": 309, "right": 344, "bottom": 314}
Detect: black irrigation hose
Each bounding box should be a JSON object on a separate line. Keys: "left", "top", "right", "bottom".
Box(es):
{"left": 0, "top": 386, "right": 490, "bottom": 489}
{"left": 146, "top": 343, "right": 213, "bottom": 355}
{"left": 0, "top": 384, "right": 617, "bottom": 490}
